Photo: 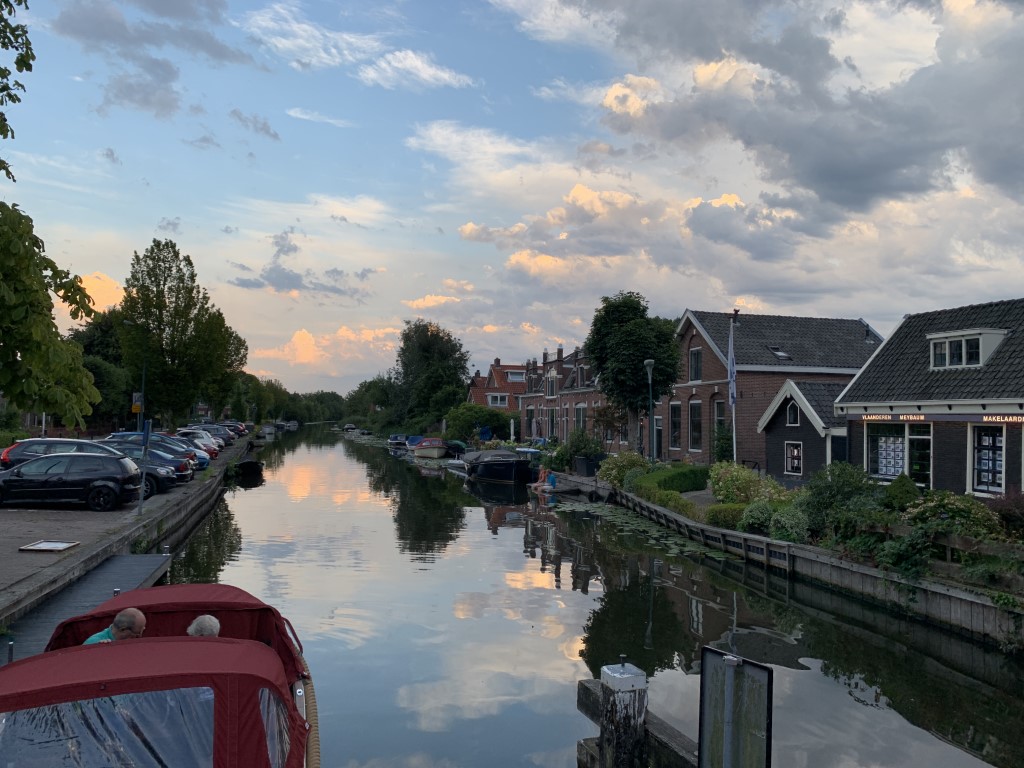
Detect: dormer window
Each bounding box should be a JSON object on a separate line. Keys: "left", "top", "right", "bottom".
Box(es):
{"left": 786, "top": 401, "right": 800, "bottom": 426}
{"left": 929, "top": 331, "right": 995, "bottom": 369}
{"left": 768, "top": 346, "right": 792, "bottom": 361}
{"left": 506, "top": 371, "right": 525, "bottom": 382}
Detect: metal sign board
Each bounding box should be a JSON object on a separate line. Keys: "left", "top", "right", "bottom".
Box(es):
{"left": 698, "top": 646, "right": 773, "bottom": 768}
{"left": 132, "top": 391, "right": 143, "bottom": 414}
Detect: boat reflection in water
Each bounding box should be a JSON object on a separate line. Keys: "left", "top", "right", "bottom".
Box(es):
{"left": 465, "top": 478, "right": 530, "bottom": 506}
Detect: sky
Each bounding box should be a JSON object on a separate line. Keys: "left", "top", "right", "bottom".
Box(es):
{"left": 5, "top": 0, "right": 1024, "bottom": 397}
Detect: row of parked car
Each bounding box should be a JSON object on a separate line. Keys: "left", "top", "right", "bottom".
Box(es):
{"left": 0, "top": 422, "right": 250, "bottom": 512}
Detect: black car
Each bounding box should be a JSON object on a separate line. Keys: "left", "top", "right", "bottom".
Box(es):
{"left": 0, "top": 453, "right": 141, "bottom": 511}
{"left": 96, "top": 440, "right": 193, "bottom": 486}
{"left": 104, "top": 434, "right": 198, "bottom": 468}
{"left": 0, "top": 438, "right": 126, "bottom": 470}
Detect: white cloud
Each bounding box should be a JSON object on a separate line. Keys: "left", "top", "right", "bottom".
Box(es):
{"left": 357, "top": 50, "right": 476, "bottom": 90}
{"left": 285, "top": 108, "right": 353, "bottom": 128}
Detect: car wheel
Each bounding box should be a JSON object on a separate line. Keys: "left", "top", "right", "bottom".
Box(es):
{"left": 87, "top": 485, "right": 118, "bottom": 512}
{"left": 144, "top": 475, "right": 158, "bottom": 499}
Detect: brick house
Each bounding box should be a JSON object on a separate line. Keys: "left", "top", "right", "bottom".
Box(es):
{"left": 835, "top": 298, "right": 1024, "bottom": 497}
{"left": 467, "top": 358, "right": 527, "bottom": 411}
{"left": 673, "top": 310, "right": 883, "bottom": 470}
{"left": 518, "top": 346, "right": 598, "bottom": 443}
{"left": 757, "top": 380, "right": 849, "bottom": 485}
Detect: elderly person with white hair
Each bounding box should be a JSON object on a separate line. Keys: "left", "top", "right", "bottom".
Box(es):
{"left": 186, "top": 614, "right": 221, "bottom": 637}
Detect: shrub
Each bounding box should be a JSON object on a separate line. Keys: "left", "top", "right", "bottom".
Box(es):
{"left": 883, "top": 474, "right": 921, "bottom": 512}
{"left": 988, "top": 488, "right": 1024, "bottom": 540}
{"left": 803, "top": 462, "right": 881, "bottom": 538}
{"left": 597, "top": 451, "right": 650, "bottom": 488}
{"left": 622, "top": 467, "right": 648, "bottom": 493}
{"left": 705, "top": 503, "right": 746, "bottom": 530}
{"left": 563, "top": 428, "right": 604, "bottom": 460}
{"left": 769, "top": 502, "right": 810, "bottom": 543}
{"left": 903, "top": 491, "right": 1002, "bottom": 538}
{"left": 709, "top": 462, "right": 788, "bottom": 504}
{"left": 876, "top": 527, "right": 933, "bottom": 582}
{"left": 655, "top": 465, "right": 711, "bottom": 493}
{"left": 739, "top": 499, "right": 774, "bottom": 535}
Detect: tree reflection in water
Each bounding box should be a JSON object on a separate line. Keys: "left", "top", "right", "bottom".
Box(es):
{"left": 171, "top": 499, "right": 242, "bottom": 583}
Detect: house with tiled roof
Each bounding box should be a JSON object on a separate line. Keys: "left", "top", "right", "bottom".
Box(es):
{"left": 673, "top": 310, "right": 883, "bottom": 470}
{"left": 466, "top": 358, "right": 527, "bottom": 411}
{"left": 757, "top": 380, "right": 850, "bottom": 485}
{"left": 835, "top": 298, "right": 1024, "bottom": 496}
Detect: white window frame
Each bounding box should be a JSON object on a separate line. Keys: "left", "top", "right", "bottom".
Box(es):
{"left": 688, "top": 400, "right": 702, "bottom": 451}
{"left": 784, "top": 441, "right": 803, "bottom": 475}
{"left": 669, "top": 402, "right": 682, "bottom": 450}
{"left": 969, "top": 424, "right": 1005, "bottom": 496}
{"left": 506, "top": 370, "right": 526, "bottom": 382}
{"left": 786, "top": 401, "right": 800, "bottom": 427}
{"left": 574, "top": 403, "right": 587, "bottom": 431}
{"left": 487, "top": 393, "right": 508, "bottom": 407}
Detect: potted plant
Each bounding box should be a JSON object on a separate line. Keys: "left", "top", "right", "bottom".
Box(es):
{"left": 565, "top": 429, "right": 606, "bottom": 477}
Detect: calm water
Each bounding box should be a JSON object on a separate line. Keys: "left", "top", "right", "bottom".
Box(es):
{"left": 173, "top": 428, "right": 1024, "bottom": 768}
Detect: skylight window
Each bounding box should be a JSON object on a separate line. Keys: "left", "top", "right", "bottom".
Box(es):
{"left": 768, "top": 346, "right": 792, "bottom": 361}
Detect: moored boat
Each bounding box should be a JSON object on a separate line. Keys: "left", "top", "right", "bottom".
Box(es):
{"left": 6, "top": 583, "right": 320, "bottom": 768}
{"left": 413, "top": 437, "right": 447, "bottom": 459}
{"left": 463, "top": 449, "right": 533, "bottom": 484}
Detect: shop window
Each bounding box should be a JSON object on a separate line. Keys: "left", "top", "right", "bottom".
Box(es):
{"left": 867, "top": 423, "right": 905, "bottom": 479}
{"left": 972, "top": 425, "right": 1004, "bottom": 494}
{"left": 908, "top": 424, "right": 932, "bottom": 487}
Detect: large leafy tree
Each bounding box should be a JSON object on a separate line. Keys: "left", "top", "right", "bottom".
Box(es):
{"left": 119, "top": 239, "right": 245, "bottom": 425}
{"left": 1, "top": 0, "right": 34, "bottom": 183}
{"left": 583, "top": 291, "right": 679, "bottom": 451}
{"left": 0, "top": 203, "right": 100, "bottom": 426}
{"left": 393, "top": 319, "right": 469, "bottom": 431}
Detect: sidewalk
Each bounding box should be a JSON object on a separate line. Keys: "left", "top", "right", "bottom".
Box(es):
{"left": 0, "top": 440, "right": 245, "bottom": 630}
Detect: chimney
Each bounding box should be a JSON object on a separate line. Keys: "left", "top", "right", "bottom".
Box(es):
{"left": 543, "top": 347, "right": 548, "bottom": 363}
{"left": 494, "top": 357, "right": 500, "bottom": 366}
{"left": 557, "top": 344, "right": 563, "bottom": 361}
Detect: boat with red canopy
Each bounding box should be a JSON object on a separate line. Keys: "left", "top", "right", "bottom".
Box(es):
{"left": 0, "top": 583, "right": 318, "bottom": 767}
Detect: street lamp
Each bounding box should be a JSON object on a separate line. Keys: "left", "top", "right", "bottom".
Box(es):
{"left": 644, "top": 359, "right": 655, "bottom": 464}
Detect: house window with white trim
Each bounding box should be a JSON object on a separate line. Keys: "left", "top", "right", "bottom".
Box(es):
{"left": 669, "top": 403, "right": 681, "bottom": 449}
{"left": 487, "top": 394, "right": 508, "bottom": 407}
{"left": 907, "top": 424, "right": 932, "bottom": 487}
{"left": 932, "top": 335, "right": 983, "bottom": 369}
{"left": 507, "top": 371, "right": 525, "bottom": 382}
{"left": 972, "top": 425, "right": 1004, "bottom": 494}
{"left": 688, "top": 401, "right": 702, "bottom": 451}
{"left": 784, "top": 442, "right": 802, "bottom": 475}
{"left": 546, "top": 372, "right": 557, "bottom": 397}
{"left": 688, "top": 348, "right": 702, "bottom": 382}
{"left": 786, "top": 401, "right": 800, "bottom": 426}
{"left": 574, "top": 403, "right": 587, "bottom": 431}
{"left": 714, "top": 401, "right": 726, "bottom": 429}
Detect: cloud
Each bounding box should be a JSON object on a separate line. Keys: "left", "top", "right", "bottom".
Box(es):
{"left": 157, "top": 217, "right": 182, "bottom": 234}
{"left": 81, "top": 272, "right": 124, "bottom": 312}
{"left": 357, "top": 50, "right": 476, "bottom": 90}
{"left": 184, "top": 133, "right": 221, "bottom": 150}
{"left": 100, "top": 148, "right": 121, "bottom": 165}
{"left": 286, "top": 108, "right": 353, "bottom": 128}
{"left": 242, "top": 2, "right": 383, "bottom": 70}
{"left": 251, "top": 328, "right": 328, "bottom": 365}
{"left": 228, "top": 109, "right": 281, "bottom": 140}
{"left": 402, "top": 295, "right": 461, "bottom": 310}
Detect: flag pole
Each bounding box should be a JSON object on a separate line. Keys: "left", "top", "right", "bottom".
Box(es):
{"left": 729, "top": 310, "right": 738, "bottom": 463}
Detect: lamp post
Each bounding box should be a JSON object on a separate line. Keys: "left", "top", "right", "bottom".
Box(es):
{"left": 644, "top": 358, "right": 655, "bottom": 464}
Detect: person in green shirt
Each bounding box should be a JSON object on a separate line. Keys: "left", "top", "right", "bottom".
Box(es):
{"left": 83, "top": 607, "right": 147, "bottom": 644}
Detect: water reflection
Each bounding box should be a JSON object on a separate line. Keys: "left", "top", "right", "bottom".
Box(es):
{"left": 171, "top": 499, "right": 242, "bottom": 583}
{"left": 175, "top": 429, "right": 1022, "bottom": 768}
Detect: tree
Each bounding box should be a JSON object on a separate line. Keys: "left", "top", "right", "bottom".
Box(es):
{"left": 0, "top": 0, "right": 34, "bottom": 183}
{"left": 119, "top": 239, "right": 246, "bottom": 425}
{"left": 0, "top": 203, "right": 100, "bottom": 427}
{"left": 583, "top": 291, "right": 679, "bottom": 452}
{"left": 393, "top": 319, "right": 469, "bottom": 431}
{"left": 443, "top": 402, "right": 515, "bottom": 443}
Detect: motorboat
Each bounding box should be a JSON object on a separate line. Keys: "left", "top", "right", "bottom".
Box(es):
{"left": 413, "top": 437, "right": 447, "bottom": 459}
{"left": 463, "top": 449, "right": 533, "bottom": 484}
{"left": 444, "top": 458, "right": 468, "bottom": 478}
{"left": 387, "top": 434, "right": 407, "bottom": 450}
{"left": 0, "top": 583, "right": 319, "bottom": 768}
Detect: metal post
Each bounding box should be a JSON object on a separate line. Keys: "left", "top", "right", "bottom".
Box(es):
{"left": 644, "top": 359, "right": 655, "bottom": 464}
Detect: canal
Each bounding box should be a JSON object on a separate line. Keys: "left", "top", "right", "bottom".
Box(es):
{"left": 172, "top": 428, "right": 1023, "bottom": 768}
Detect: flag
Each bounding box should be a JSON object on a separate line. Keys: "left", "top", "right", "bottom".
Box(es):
{"left": 727, "top": 319, "right": 737, "bottom": 407}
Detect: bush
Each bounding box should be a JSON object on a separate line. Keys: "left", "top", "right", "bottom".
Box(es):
{"left": 597, "top": 451, "right": 650, "bottom": 488}
{"left": 988, "top": 488, "right": 1024, "bottom": 540}
{"left": 0, "top": 429, "right": 29, "bottom": 449}
{"left": 709, "top": 462, "right": 788, "bottom": 504}
{"left": 564, "top": 428, "right": 604, "bottom": 460}
{"left": 705, "top": 503, "right": 746, "bottom": 530}
{"left": 622, "top": 467, "right": 648, "bottom": 493}
{"left": 739, "top": 499, "right": 774, "bottom": 535}
{"left": 655, "top": 465, "right": 710, "bottom": 493}
{"left": 884, "top": 474, "right": 921, "bottom": 512}
{"left": 769, "top": 502, "right": 810, "bottom": 543}
{"left": 803, "top": 462, "right": 881, "bottom": 538}
{"left": 903, "top": 491, "right": 1002, "bottom": 538}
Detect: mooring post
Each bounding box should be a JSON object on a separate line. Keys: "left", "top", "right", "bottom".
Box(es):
{"left": 597, "top": 656, "right": 648, "bottom": 768}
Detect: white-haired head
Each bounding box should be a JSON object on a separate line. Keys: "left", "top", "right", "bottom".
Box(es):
{"left": 187, "top": 614, "right": 220, "bottom": 637}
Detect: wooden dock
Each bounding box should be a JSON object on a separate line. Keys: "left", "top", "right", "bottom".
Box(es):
{"left": 4, "top": 553, "right": 170, "bottom": 663}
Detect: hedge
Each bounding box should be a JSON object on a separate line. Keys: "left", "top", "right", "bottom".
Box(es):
{"left": 704, "top": 503, "right": 746, "bottom": 530}
{"left": 630, "top": 467, "right": 703, "bottom": 518}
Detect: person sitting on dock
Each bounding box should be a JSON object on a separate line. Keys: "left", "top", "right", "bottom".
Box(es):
{"left": 186, "top": 614, "right": 220, "bottom": 637}
{"left": 83, "top": 607, "right": 146, "bottom": 644}
{"left": 530, "top": 467, "right": 554, "bottom": 491}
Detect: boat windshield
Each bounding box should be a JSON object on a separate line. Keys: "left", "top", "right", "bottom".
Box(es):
{"left": 0, "top": 686, "right": 215, "bottom": 766}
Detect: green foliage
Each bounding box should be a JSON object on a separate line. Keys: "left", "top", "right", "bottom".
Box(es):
{"left": 443, "top": 402, "right": 513, "bottom": 443}
{"left": 392, "top": 319, "right": 470, "bottom": 430}
{"left": 705, "top": 503, "right": 746, "bottom": 530}
{"left": 564, "top": 428, "right": 604, "bottom": 460}
{"left": 769, "top": 502, "right": 810, "bottom": 543}
{"left": 546, "top": 442, "right": 571, "bottom": 472}
{"left": 622, "top": 466, "right": 647, "bottom": 492}
{"left": 739, "top": 499, "right": 774, "bottom": 535}
{"left": 0, "top": 428, "right": 28, "bottom": 447}
{"left": 876, "top": 527, "right": 933, "bottom": 582}
{"left": 803, "top": 462, "right": 881, "bottom": 538}
{"left": 652, "top": 464, "right": 710, "bottom": 493}
{"left": 596, "top": 450, "right": 650, "bottom": 488}
{"left": 0, "top": 204, "right": 100, "bottom": 427}
{"left": 709, "top": 462, "right": 788, "bottom": 504}
{"left": 902, "top": 491, "right": 1002, "bottom": 538}
{"left": 712, "top": 423, "right": 733, "bottom": 463}
{"left": 583, "top": 292, "right": 680, "bottom": 443}
{"left": 0, "top": 0, "right": 34, "bottom": 182}
{"left": 988, "top": 488, "right": 1024, "bottom": 540}
{"left": 631, "top": 472, "right": 699, "bottom": 518}
{"left": 884, "top": 473, "right": 921, "bottom": 512}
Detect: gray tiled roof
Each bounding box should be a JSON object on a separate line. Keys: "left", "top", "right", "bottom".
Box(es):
{"left": 838, "top": 298, "right": 1024, "bottom": 403}
{"left": 690, "top": 311, "right": 882, "bottom": 368}
{"left": 793, "top": 381, "right": 848, "bottom": 428}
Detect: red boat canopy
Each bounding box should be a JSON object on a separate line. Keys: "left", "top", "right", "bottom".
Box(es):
{"left": 0, "top": 637, "right": 308, "bottom": 768}
{"left": 45, "top": 583, "right": 306, "bottom": 684}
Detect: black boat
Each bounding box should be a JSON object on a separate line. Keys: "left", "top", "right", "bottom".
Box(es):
{"left": 463, "top": 449, "right": 533, "bottom": 484}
